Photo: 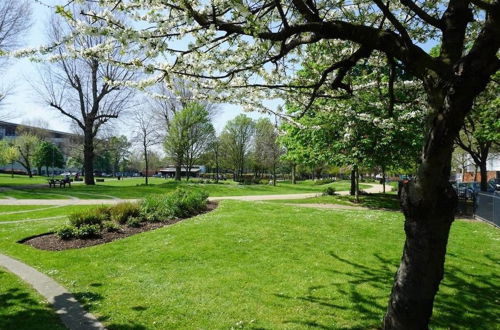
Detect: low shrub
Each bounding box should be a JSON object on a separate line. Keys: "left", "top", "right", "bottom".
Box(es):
{"left": 314, "top": 178, "right": 336, "bottom": 185}
{"left": 323, "top": 187, "right": 336, "bottom": 196}
{"left": 140, "top": 188, "right": 208, "bottom": 221}
{"left": 103, "top": 221, "right": 121, "bottom": 232}
{"left": 68, "top": 209, "right": 107, "bottom": 228}
{"left": 126, "top": 217, "right": 143, "bottom": 228}
{"left": 110, "top": 202, "right": 140, "bottom": 224}
{"left": 55, "top": 224, "right": 76, "bottom": 240}
{"left": 74, "top": 224, "right": 101, "bottom": 239}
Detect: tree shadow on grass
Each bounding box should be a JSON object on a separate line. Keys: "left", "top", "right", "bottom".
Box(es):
{"left": 0, "top": 287, "right": 65, "bottom": 330}
{"left": 276, "top": 251, "right": 498, "bottom": 329}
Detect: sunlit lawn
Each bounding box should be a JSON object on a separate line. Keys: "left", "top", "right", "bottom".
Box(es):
{"left": 0, "top": 202, "right": 497, "bottom": 329}
{"left": 0, "top": 176, "right": 370, "bottom": 199}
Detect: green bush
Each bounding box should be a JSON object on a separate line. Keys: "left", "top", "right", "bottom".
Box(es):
{"left": 323, "top": 187, "right": 336, "bottom": 196}
{"left": 110, "top": 202, "right": 140, "bottom": 224}
{"left": 55, "top": 224, "right": 76, "bottom": 240}
{"left": 126, "top": 217, "right": 143, "bottom": 228}
{"left": 68, "top": 209, "right": 107, "bottom": 228}
{"left": 140, "top": 188, "right": 208, "bottom": 221}
{"left": 314, "top": 178, "right": 336, "bottom": 185}
{"left": 103, "top": 221, "right": 121, "bottom": 232}
{"left": 74, "top": 224, "right": 101, "bottom": 239}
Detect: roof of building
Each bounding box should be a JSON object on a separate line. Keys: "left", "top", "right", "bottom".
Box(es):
{"left": 0, "top": 120, "right": 76, "bottom": 137}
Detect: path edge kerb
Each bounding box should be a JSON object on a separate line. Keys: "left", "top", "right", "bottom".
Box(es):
{"left": 0, "top": 253, "right": 106, "bottom": 330}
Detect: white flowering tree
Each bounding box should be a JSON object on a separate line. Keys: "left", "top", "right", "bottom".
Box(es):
{"left": 50, "top": 0, "right": 499, "bottom": 328}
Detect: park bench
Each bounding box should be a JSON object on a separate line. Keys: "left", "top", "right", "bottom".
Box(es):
{"left": 48, "top": 178, "right": 72, "bottom": 188}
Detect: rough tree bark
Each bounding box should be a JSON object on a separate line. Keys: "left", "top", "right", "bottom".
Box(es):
{"left": 83, "top": 127, "right": 95, "bottom": 185}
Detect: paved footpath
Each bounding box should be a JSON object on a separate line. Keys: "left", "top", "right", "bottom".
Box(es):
{"left": 0, "top": 184, "right": 386, "bottom": 206}
{"left": 0, "top": 254, "right": 105, "bottom": 330}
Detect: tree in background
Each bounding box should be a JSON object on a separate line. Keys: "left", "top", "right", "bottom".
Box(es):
{"left": 0, "top": 140, "right": 19, "bottom": 176}
{"left": 455, "top": 76, "right": 500, "bottom": 191}
{"left": 164, "top": 102, "right": 213, "bottom": 181}
{"left": 254, "top": 118, "right": 283, "bottom": 186}
{"left": 34, "top": 141, "right": 65, "bottom": 177}
{"left": 106, "top": 136, "right": 131, "bottom": 177}
{"left": 133, "top": 109, "right": 161, "bottom": 185}
{"left": 37, "top": 7, "right": 134, "bottom": 185}
{"left": 220, "top": 115, "right": 255, "bottom": 182}
{"left": 14, "top": 134, "right": 39, "bottom": 178}
{"left": 0, "top": 0, "right": 32, "bottom": 116}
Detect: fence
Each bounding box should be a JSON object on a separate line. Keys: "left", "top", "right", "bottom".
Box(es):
{"left": 475, "top": 192, "right": 500, "bottom": 227}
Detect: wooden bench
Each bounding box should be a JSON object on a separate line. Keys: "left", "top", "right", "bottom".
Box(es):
{"left": 48, "top": 178, "right": 72, "bottom": 188}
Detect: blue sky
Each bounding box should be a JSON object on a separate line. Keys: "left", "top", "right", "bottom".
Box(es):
{"left": 2, "top": 1, "right": 271, "bottom": 135}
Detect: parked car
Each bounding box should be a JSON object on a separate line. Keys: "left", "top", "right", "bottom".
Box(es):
{"left": 488, "top": 178, "right": 500, "bottom": 192}
{"left": 456, "top": 182, "right": 468, "bottom": 198}
{"left": 465, "top": 182, "right": 481, "bottom": 199}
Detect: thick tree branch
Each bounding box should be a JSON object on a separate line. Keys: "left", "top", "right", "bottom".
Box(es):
{"left": 400, "top": 0, "right": 444, "bottom": 28}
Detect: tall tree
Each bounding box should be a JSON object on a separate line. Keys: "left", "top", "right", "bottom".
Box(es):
{"left": 0, "top": 0, "right": 32, "bottom": 115}
{"left": 14, "top": 134, "right": 39, "bottom": 178}
{"left": 132, "top": 109, "right": 160, "bottom": 185}
{"left": 38, "top": 8, "right": 134, "bottom": 185}
{"left": 164, "top": 102, "right": 213, "bottom": 180}
{"left": 455, "top": 77, "right": 500, "bottom": 191}
{"left": 220, "top": 114, "right": 255, "bottom": 182}
{"left": 106, "top": 136, "right": 131, "bottom": 177}
{"left": 34, "top": 141, "right": 65, "bottom": 177}
{"left": 58, "top": 1, "right": 500, "bottom": 327}
{"left": 254, "top": 118, "right": 283, "bottom": 186}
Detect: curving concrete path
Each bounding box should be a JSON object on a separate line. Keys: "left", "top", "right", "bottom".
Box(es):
{"left": 0, "top": 254, "right": 105, "bottom": 330}
{"left": 0, "top": 184, "right": 387, "bottom": 206}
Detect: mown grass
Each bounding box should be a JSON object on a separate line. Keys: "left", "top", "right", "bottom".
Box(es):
{"left": 0, "top": 202, "right": 497, "bottom": 329}
{"left": 0, "top": 268, "right": 65, "bottom": 330}
{"left": 271, "top": 193, "right": 401, "bottom": 210}
{"left": 0, "top": 178, "right": 370, "bottom": 199}
{"left": 0, "top": 205, "right": 99, "bottom": 222}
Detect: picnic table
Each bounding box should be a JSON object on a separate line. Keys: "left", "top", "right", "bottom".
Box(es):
{"left": 48, "top": 178, "right": 72, "bottom": 188}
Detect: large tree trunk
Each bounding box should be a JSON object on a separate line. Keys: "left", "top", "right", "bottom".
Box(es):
{"left": 291, "top": 163, "right": 296, "bottom": 184}
{"left": 382, "top": 165, "right": 386, "bottom": 194}
{"left": 144, "top": 145, "right": 149, "bottom": 186}
{"left": 83, "top": 128, "right": 95, "bottom": 185}
{"left": 383, "top": 85, "right": 473, "bottom": 328}
{"left": 479, "top": 159, "right": 488, "bottom": 192}
{"left": 350, "top": 168, "right": 356, "bottom": 196}
{"left": 175, "top": 163, "right": 181, "bottom": 181}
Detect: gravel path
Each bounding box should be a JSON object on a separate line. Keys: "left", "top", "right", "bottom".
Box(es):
{"left": 0, "top": 254, "right": 105, "bottom": 330}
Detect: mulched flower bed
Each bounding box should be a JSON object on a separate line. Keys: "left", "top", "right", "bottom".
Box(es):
{"left": 20, "top": 201, "right": 218, "bottom": 251}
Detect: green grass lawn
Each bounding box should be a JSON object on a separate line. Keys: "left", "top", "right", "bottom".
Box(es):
{"left": 271, "top": 193, "right": 401, "bottom": 210}
{"left": 0, "top": 268, "right": 65, "bottom": 330}
{"left": 0, "top": 205, "right": 94, "bottom": 222}
{"left": 0, "top": 177, "right": 370, "bottom": 199}
{"left": 0, "top": 202, "right": 497, "bottom": 329}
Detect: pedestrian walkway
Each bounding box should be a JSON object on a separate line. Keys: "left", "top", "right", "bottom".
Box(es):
{"left": 0, "top": 254, "right": 105, "bottom": 330}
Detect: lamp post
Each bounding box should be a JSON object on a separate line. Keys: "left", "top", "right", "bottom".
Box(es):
{"left": 52, "top": 144, "right": 55, "bottom": 178}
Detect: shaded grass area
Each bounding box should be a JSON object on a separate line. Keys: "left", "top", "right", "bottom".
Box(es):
{"left": 0, "top": 268, "right": 65, "bottom": 330}
{"left": 0, "top": 178, "right": 369, "bottom": 199}
{"left": 0, "top": 205, "right": 97, "bottom": 222}
{"left": 271, "top": 193, "right": 401, "bottom": 210}
{"left": 0, "top": 202, "right": 497, "bottom": 329}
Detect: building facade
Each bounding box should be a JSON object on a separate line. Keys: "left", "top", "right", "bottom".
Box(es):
{"left": 0, "top": 120, "right": 78, "bottom": 175}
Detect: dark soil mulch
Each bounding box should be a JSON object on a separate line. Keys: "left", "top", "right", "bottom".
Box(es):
{"left": 21, "top": 201, "right": 218, "bottom": 251}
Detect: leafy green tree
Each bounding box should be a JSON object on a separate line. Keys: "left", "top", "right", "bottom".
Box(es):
{"left": 106, "top": 136, "right": 131, "bottom": 177}
{"left": 455, "top": 76, "right": 500, "bottom": 191}
{"left": 220, "top": 114, "right": 255, "bottom": 182}
{"left": 53, "top": 0, "right": 500, "bottom": 326}
{"left": 14, "top": 134, "right": 39, "bottom": 178}
{"left": 34, "top": 141, "right": 65, "bottom": 177}
{"left": 164, "top": 102, "right": 214, "bottom": 181}
{"left": 254, "top": 118, "right": 283, "bottom": 186}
